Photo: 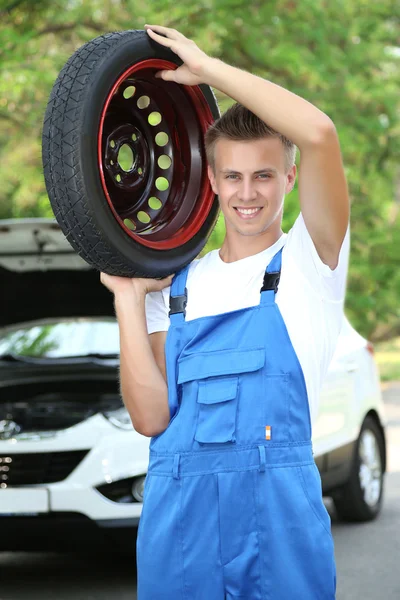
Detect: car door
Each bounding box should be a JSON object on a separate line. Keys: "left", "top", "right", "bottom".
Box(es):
{"left": 313, "top": 319, "right": 359, "bottom": 457}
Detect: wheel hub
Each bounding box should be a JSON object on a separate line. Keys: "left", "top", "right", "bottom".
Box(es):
{"left": 358, "top": 429, "right": 382, "bottom": 507}
{"left": 104, "top": 125, "right": 147, "bottom": 192}
{"left": 98, "top": 60, "right": 216, "bottom": 249}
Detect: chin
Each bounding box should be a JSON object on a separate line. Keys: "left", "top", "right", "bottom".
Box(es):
{"left": 237, "top": 229, "right": 269, "bottom": 237}
{"left": 232, "top": 223, "right": 272, "bottom": 237}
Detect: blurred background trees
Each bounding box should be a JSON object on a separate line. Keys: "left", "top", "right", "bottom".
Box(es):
{"left": 0, "top": 0, "right": 399, "bottom": 341}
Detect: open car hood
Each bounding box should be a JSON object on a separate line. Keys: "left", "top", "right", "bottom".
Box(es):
{"left": 0, "top": 218, "right": 114, "bottom": 327}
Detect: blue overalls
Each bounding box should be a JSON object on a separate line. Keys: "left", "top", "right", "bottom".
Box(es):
{"left": 137, "top": 248, "right": 336, "bottom": 600}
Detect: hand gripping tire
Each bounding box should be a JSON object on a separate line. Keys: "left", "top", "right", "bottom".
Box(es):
{"left": 42, "top": 30, "right": 220, "bottom": 278}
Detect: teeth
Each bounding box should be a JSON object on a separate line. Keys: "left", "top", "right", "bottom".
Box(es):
{"left": 236, "top": 208, "right": 260, "bottom": 215}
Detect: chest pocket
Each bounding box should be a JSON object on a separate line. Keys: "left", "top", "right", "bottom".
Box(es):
{"left": 177, "top": 348, "right": 265, "bottom": 444}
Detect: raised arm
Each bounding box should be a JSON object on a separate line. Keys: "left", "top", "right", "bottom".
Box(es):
{"left": 145, "top": 24, "right": 350, "bottom": 270}
{"left": 200, "top": 61, "right": 349, "bottom": 270}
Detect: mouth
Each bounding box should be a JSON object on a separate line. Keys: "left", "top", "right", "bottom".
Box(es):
{"left": 234, "top": 207, "right": 263, "bottom": 220}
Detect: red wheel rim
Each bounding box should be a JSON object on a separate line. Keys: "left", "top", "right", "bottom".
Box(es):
{"left": 97, "top": 59, "right": 216, "bottom": 250}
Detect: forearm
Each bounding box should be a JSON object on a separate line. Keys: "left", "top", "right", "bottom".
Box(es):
{"left": 115, "top": 289, "right": 170, "bottom": 437}
{"left": 201, "top": 58, "right": 334, "bottom": 148}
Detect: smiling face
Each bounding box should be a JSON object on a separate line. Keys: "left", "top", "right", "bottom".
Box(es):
{"left": 207, "top": 137, "right": 296, "bottom": 240}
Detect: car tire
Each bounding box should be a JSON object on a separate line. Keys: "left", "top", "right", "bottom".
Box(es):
{"left": 42, "top": 30, "right": 220, "bottom": 278}
{"left": 332, "top": 416, "right": 385, "bottom": 522}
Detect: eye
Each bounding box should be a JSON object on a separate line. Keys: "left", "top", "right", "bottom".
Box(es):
{"left": 258, "top": 173, "right": 271, "bottom": 179}
{"left": 225, "top": 174, "right": 239, "bottom": 180}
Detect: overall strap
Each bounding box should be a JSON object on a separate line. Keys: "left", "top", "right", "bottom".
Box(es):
{"left": 260, "top": 247, "right": 283, "bottom": 305}
{"left": 169, "top": 264, "right": 190, "bottom": 324}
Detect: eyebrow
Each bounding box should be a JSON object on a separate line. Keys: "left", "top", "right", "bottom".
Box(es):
{"left": 220, "top": 167, "right": 278, "bottom": 175}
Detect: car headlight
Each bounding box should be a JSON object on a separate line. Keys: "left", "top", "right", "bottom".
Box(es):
{"left": 132, "top": 476, "right": 146, "bottom": 502}
{"left": 96, "top": 475, "right": 146, "bottom": 503}
{"left": 102, "top": 407, "right": 133, "bottom": 430}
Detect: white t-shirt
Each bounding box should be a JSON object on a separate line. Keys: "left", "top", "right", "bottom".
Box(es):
{"left": 145, "top": 213, "right": 350, "bottom": 427}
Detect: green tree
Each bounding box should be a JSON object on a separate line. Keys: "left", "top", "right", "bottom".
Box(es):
{"left": 0, "top": 0, "right": 399, "bottom": 340}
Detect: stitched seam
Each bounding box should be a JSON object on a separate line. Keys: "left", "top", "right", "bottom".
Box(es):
{"left": 177, "top": 479, "right": 187, "bottom": 600}
{"left": 195, "top": 380, "right": 238, "bottom": 444}
{"left": 149, "top": 461, "right": 315, "bottom": 477}
{"left": 297, "top": 466, "right": 331, "bottom": 536}
{"left": 173, "top": 303, "right": 263, "bottom": 327}
{"left": 253, "top": 470, "right": 267, "bottom": 600}
{"left": 272, "top": 303, "right": 312, "bottom": 438}
{"left": 178, "top": 346, "right": 264, "bottom": 359}
{"left": 287, "top": 371, "right": 294, "bottom": 442}
{"left": 197, "top": 377, "right": 238, "bottom": 404}
{"left": 150, "top": 441, "right": 312, "bottom": 456}
{"left": 177, "top": 348, "right": 265, "bottom": 382}
{"left": 179, "top": 362, "right": 264, "bottom": 381}
{"left": 216, "top": 474, "right": 227, "bottom": 594}
{"left": 264, "top": 373, "right": 290, "bottom": 443}
{"left": 284, "top": 373, "right": 290, "bottom": 442}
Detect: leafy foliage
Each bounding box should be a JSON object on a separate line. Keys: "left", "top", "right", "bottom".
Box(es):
{"left": 0, "top": 0, "right": 399, "bottom": 340}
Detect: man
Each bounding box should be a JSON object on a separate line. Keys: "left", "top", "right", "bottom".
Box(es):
{"left": 101, "top": 24, "right": 350, "bottom": 600}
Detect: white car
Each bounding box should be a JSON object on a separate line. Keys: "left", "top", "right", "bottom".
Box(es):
{"left": 0, "top": 219, "right": 387, "bottom": 552}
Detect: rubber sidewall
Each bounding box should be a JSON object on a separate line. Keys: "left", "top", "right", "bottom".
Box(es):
{"left": 44, "top": 31, "right": 220, "bottom": 277}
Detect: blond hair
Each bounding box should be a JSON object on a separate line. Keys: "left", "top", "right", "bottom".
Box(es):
{"left": 205, "top": 103, "right": 297, "bottom": 173}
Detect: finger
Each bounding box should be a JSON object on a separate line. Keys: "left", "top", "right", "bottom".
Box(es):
{"left": 155, "top": 69, "right": 177, "bottom": 81}
{"left": 100, "top": 273, "right": 111, "bottom": 291}
{"left": 148, "top": 278, "right": 171, "bottom": 293}
{"left": 159, "top": 273, "right": 175, "bottom": 286}
{"left": 146, "top": 27, "right": 175, "bottom": 50}
{"left": 144, "top": 24, "right": 184, "bottom": 40}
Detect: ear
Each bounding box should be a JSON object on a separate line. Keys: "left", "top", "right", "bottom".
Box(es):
{"left": 285, "top": 165, "right": 297, "bottom": 194}
{"left": 207, "top": 165, "right": 218, "bottom": 195}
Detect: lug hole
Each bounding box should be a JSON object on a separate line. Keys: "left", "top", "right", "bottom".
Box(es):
{"left": 155, "top": 132, "right": 169, "bottom": 147}
{"left": 123, "top": 86, "right": 136, "bottom": 99}
{"left": 137, "top": 95, "right": 150, "bottom": 109}
{"left": 148, "top": 112, "right": 162, "bottom": 126}
{"left": 148, "top": 197, "right": 162, "bottom": 210}
{"left": 137, "top": 211, "right": 151, "bottom": 224}
{"left": 155, "top": 177, "right": 169, "bottom": 191}
{"left": 124, "top": 219, "right": 136, "bottom": 230}
{"left": 158, "top": 155, "right": 172, "bottom": 169}
{"left": 118, "top": 144, "right": 134, "bottom": 172}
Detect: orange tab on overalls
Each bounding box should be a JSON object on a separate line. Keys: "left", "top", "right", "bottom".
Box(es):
{"left": 265, "top": 426, "right": 271, "bottom": 440}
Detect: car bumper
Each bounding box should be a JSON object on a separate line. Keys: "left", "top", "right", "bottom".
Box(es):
{"left": 0, "top": 415, "right": 148, "bottom": 533}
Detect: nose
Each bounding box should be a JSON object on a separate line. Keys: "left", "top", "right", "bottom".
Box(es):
{"left": 237, "top": 178, "right": 258, "bottom": 202}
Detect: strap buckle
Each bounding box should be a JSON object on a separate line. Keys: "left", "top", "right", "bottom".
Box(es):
{"left": 260, "top": 271, "right": 280, "bottom": 293}
{"left": 169, "top": 288, "right": 188, "bottom": 317}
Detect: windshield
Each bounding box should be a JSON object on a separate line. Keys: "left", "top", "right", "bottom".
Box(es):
{"left": 0, "top": 318, "right": 120, "bottom": 358}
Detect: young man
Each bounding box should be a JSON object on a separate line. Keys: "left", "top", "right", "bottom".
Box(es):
{"left": 101, "top": 24, "right": 350, "bottom": 600}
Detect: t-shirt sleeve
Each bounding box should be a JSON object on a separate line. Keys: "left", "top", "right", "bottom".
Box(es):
{"left": 284, "top": 212, "right": 350, "bottom": 302}
{"left": 145, "top": 288, "right": 171, "bottom": 334}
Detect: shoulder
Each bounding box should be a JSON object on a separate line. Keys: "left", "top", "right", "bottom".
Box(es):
{"left": 145, "top": 289, "right": 170, "bottom": 334}
{"left": 145, "top": 252, "right": 217, "bottom": 334}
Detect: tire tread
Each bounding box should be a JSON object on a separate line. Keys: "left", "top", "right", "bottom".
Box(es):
{"left": 43, "top": 31, "right": 156, "bottom": 277}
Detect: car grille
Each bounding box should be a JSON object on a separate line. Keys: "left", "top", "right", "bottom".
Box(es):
{"left": 0, "top": 450, "right": 89, "bottom": 486}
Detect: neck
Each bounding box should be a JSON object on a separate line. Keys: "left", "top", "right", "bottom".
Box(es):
{"left": 219, "top": 225, "right": 284, "bottom": 263}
